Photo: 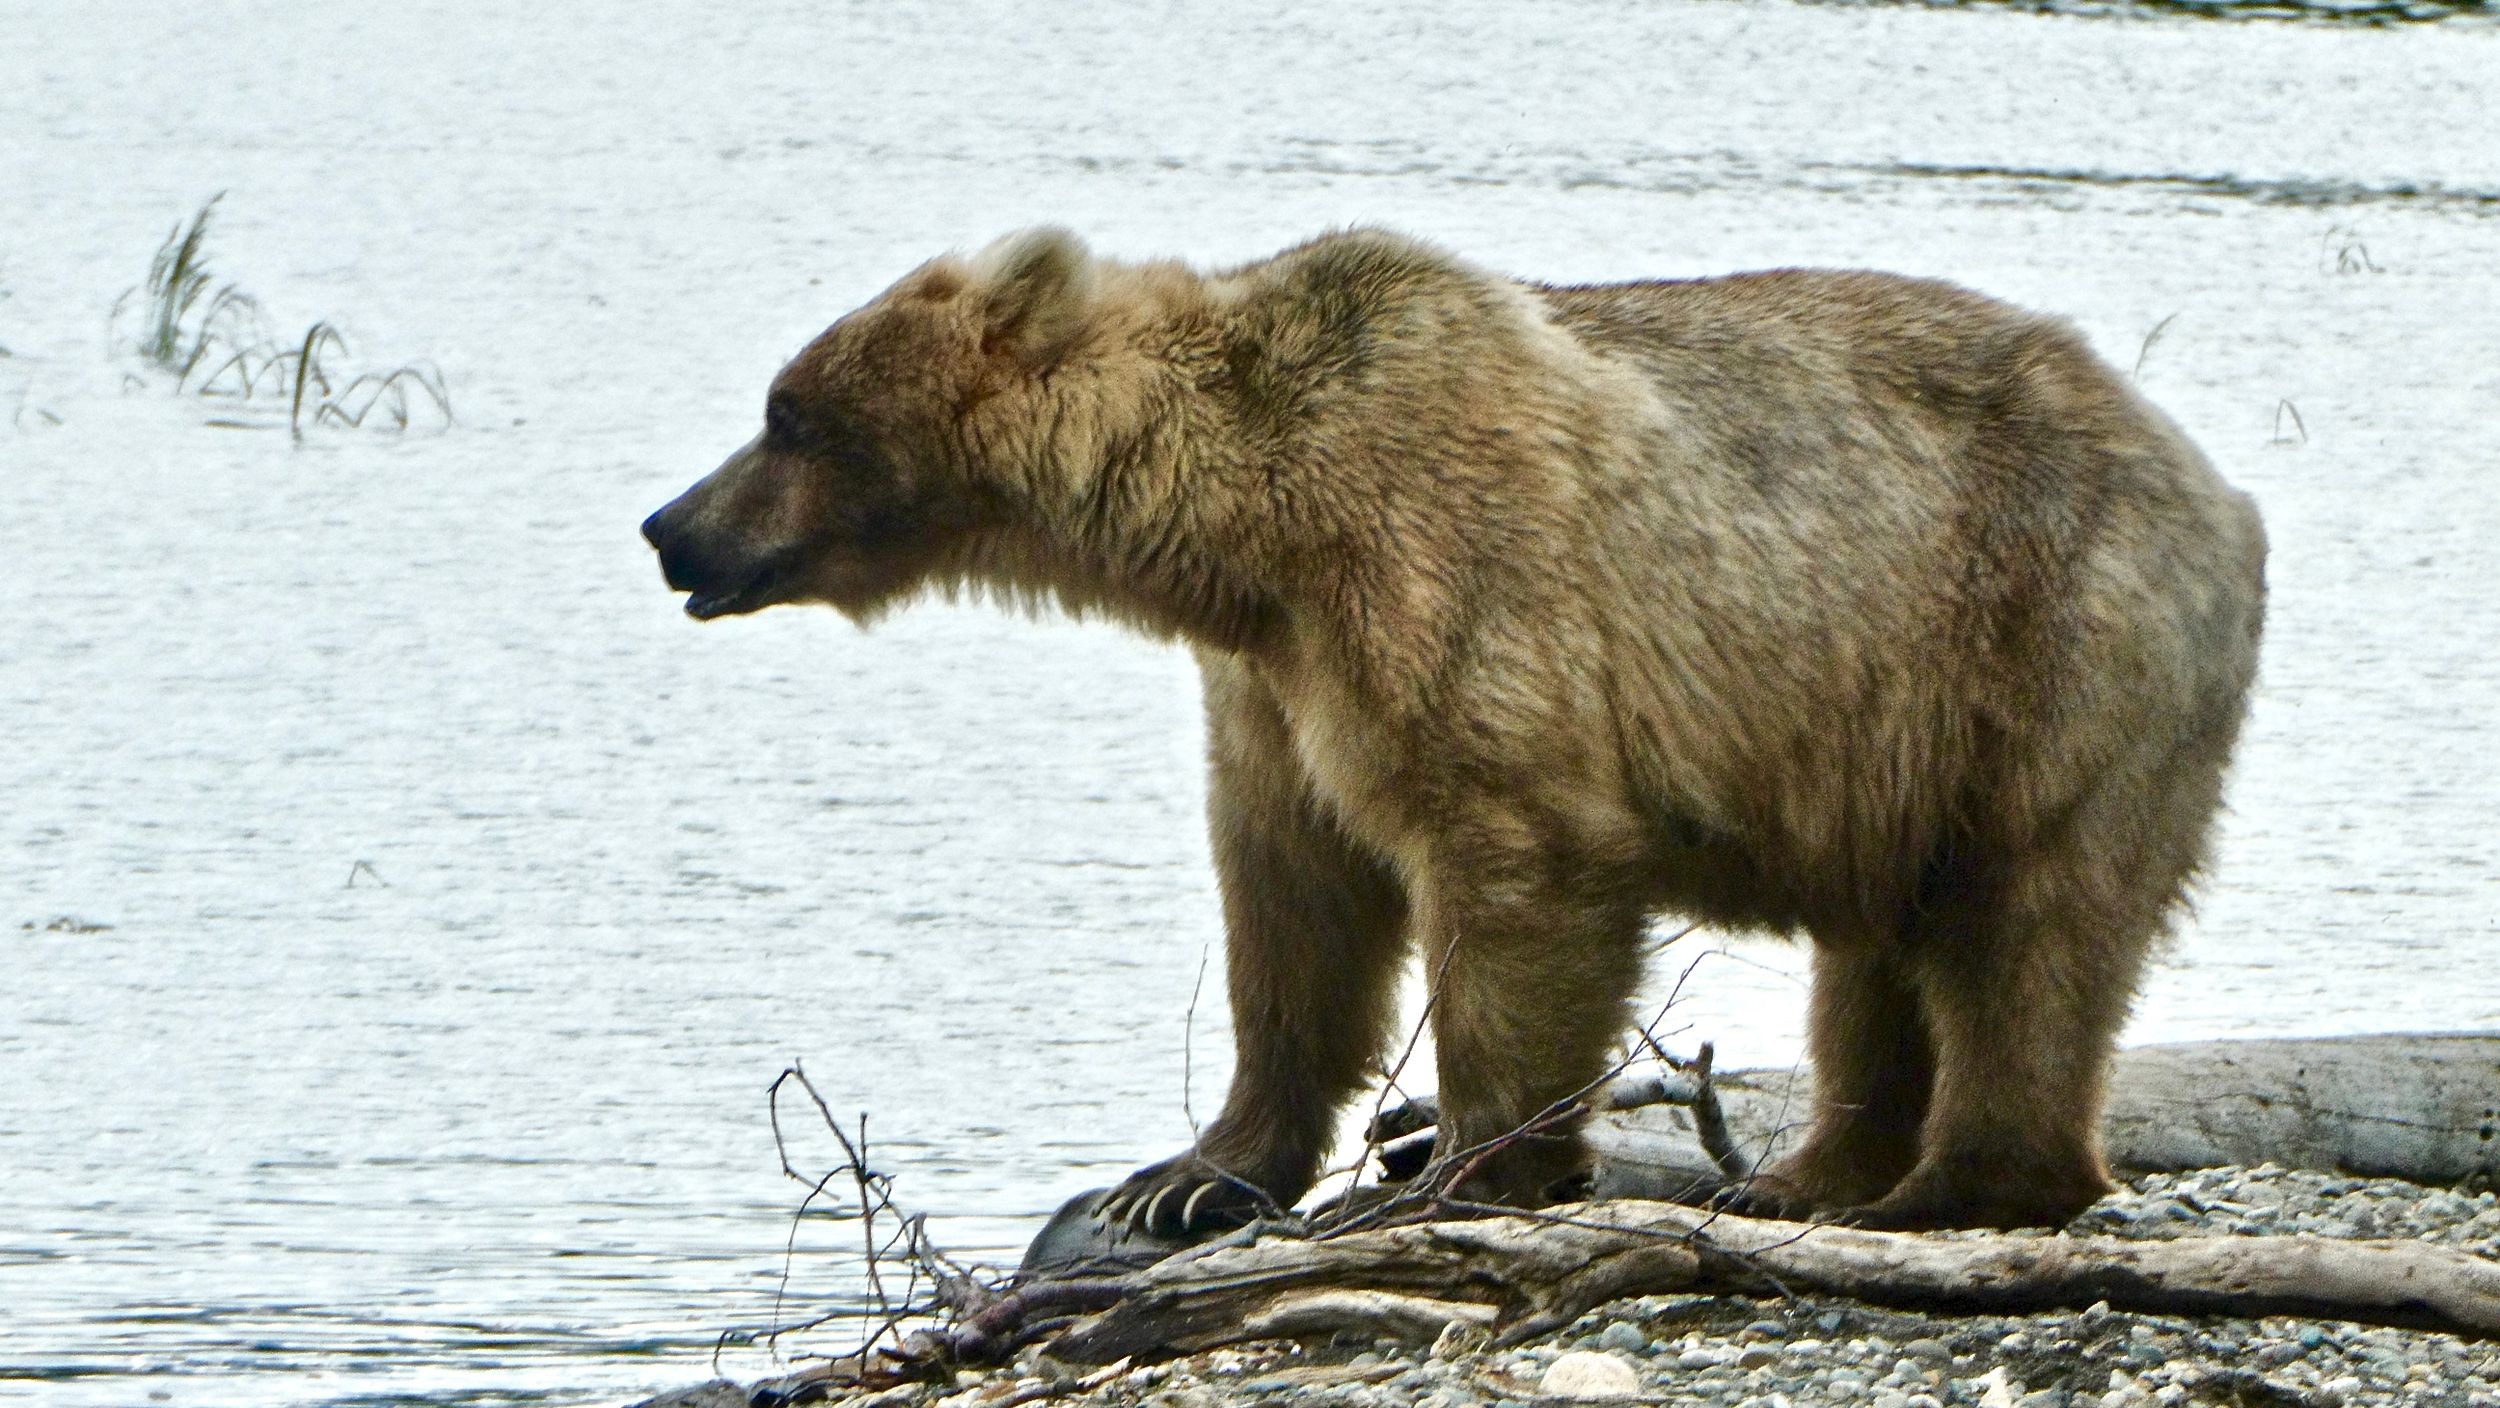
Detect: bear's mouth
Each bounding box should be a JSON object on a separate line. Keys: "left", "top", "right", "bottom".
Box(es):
{"left": 684, "top": 562, "right": 785, "bottom": 620}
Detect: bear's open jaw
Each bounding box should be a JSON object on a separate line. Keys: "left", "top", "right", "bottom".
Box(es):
{"left": 683, "top": 564, "right": 781, "bottom": 620}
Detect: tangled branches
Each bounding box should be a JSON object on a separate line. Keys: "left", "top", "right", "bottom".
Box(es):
{"left": 718, "top": 1066, "right": 999, "bottom": 1396}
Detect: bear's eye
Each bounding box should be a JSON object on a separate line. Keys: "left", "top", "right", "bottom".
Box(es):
{"left": 764, "top": 397, "right": 812, "bottom": 448}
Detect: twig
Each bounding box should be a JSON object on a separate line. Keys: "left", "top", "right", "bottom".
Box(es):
{"left": 1318, "top": 997, "right": 1694, "bottom": 1241}
{"left": 1351, "top": 929, "right": 1464, "bottom": 1188}
{"left": 766, "top": 1065, "right": 925, "bottom": 1363}
{"left": 2133, "top": 312, "right": 2180, "bottom": 382}
{"left": 1688, "top": 1042, "right": 1746, "bottom": 1181}
{"left": 1181, "top": 942, "right": 1209, "bottom": 1139}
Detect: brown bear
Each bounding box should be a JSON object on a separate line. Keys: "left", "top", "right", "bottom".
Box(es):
{"left": 641, "top": 228, "right": 2266, "bottom": 1232}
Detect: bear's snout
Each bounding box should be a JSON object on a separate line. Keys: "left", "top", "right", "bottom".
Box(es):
{"left": 642, "top": 494, "right": 788, "bottom": 621}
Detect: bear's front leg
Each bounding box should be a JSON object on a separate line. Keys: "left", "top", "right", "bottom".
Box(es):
{"left": 1418, "top": 855, "right": 1648, "bottom": 1209}
{"left": 1101, "top": 664, "right": 1408, "bottom": 1238}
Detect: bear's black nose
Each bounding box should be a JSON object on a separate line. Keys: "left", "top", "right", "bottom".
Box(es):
{"left": 641, "top": 501, "right": 711, "bottom": 593}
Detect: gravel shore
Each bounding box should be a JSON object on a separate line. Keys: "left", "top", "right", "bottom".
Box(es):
{"left": 664, "top": 1166, "right": 2500, "bottom": 1408}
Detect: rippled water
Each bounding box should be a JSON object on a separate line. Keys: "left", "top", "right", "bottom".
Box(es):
{"left": 3, "top": 2, "right": 2496, "bottom": 1404}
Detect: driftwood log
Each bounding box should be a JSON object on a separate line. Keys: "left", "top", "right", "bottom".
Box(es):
{"left": 730, "top": 1203, "right": 2500, "bottom": 1405}
{"left": 1590, "top": 1033, "right": 2500, "bottom": 1202}
{"left": 1041, "top": 1202, "right": 2500, "bottom": 1366}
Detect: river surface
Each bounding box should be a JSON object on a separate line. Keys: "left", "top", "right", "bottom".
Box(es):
{"left": 2, "top": 2, "right": 2495, "bottom": 1403}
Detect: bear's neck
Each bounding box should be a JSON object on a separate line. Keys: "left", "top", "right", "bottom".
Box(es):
{"left": 952, "top": 497, "right": 1287, "bottom": 655}
{"left": 960, "top": 307, "right": 1425, "bottom": 661}
{"left": 951, "top": 361, "right": 1300, "bottom": 654}
{"left": 1040, "top": 516, "right": 1287, "bottom": 654}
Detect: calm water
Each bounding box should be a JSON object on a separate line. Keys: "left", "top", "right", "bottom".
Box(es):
{"left": 3, "top": 2, "right": 2496, "bottom": 1404}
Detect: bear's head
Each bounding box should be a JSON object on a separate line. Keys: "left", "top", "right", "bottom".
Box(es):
{"left": 642, "top": 228, "right": 1111, "bottom": 623}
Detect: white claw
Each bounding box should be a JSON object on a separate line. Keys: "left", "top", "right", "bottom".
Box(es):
{"left": 1140, "top": 1183, "right": 1177, "bottom": 1233}
{"left": 1180, "top": 1180, "right": 1218, "bottom": 1229}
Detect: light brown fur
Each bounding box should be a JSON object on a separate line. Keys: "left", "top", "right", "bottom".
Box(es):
{"left": 642, "top": 228, "right": 2267, "bottom": 1231}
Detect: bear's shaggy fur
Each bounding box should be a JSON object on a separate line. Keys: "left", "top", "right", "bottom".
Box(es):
{"left": 643, "top": 229, "right": 2266, "bottom": 1231}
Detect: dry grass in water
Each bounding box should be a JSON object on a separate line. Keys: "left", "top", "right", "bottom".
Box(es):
{"left": 116, "top": 194, "right": 452, "bottom": 440}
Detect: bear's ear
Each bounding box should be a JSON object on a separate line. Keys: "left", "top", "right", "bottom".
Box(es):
{"left": 973, "top": 227, "right": 1098, "bottom": 370}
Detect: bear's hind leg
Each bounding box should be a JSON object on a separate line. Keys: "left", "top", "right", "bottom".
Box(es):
{"left": 1735, "top": 941, "right": 1934, "bottom": 1219}
{"left": 1851, "top": 823, "right": 2176, "bottom": 1230}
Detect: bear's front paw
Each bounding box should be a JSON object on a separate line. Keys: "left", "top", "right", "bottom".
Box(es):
{"left": 1017, "top": 1187, "right": 1195, "bottom": 1277}
{"left": 1097, "top": 1151, "right": 1287, "bottom": 1239}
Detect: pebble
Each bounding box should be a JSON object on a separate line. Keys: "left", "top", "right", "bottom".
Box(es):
{"left": 1594, "top": 1321, "right": 1648, "bottom": 1354}
{"left": 1541, "top": 1351, "right": 1640, "bottom": 1399}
